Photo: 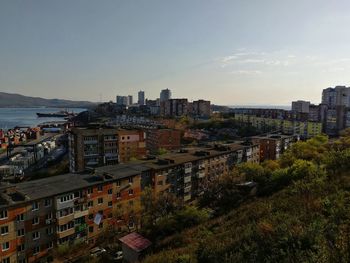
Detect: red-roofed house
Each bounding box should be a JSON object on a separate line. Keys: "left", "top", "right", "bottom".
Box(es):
{"left": 119, "top": 232, "right": 152, "bottom": 262}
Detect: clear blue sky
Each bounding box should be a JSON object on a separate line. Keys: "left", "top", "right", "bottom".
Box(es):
{"left": 1, "top": 0, "right": 350, "bottom": 105}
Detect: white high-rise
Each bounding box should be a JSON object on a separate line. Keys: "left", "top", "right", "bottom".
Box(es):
{"left": 160, "top": 88, "right": 172, "bottom": 102}
{"left": 322, "top": 86, "right": 350, "bottom": 107}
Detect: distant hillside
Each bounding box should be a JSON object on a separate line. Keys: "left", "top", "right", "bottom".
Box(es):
{"left": 0, "top": 92, "right": 96, "bottom": 108}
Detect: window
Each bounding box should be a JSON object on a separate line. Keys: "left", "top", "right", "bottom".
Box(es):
{"left": 59, "top": 194, "right": 74, "bottom": 203}
{"left": 33, "top": 246, "right": 40, "bottom": 255}
{"left": 108, "top": 189, "right": 113, "bottom": 195}
{"left": 17, "top": 229, "right": 25, "bottom": 237}
{"left": 87, "top": 201, "right": 93, "bottom": 207}
{"left": 157, "top": 180, "right": 163, "bottom": 185}
{"left": 32, "top": 202, "right": 39, "bottom": 211}
{"left": 89, "top": 226, "right": 94, "bottom": 233}
{"left": 58, "top": 222, "right": 74, "bottom": 232}
{"left": 45, "top": 213, "right": 52, "bottom": 220}
{"left": 46, "top": 227, "right": 53, "bottom": 235}
{"left": 32, "top": 231, "right": 40, "bottom": 240}
{"left": 87, "top": 188, "right": 93, "bottom": 194}
{"left": 18, "top": 259, "right": 26, "bottom": 263}
{"left": 108, "top": 201, "right": 112, "bottom": 207}
{"left": 98, "top": 222, "right": 103, "bottom": 229}
{"left": 16, "top": 213, "right": 24, "bottom": 221}
{"left": 32, "top": 217, "right": 39, "bottom": 225}
{"left": 0, "top": 210, "right": 8, "bottom": 220}
{"left": 47, "top": 241, "right": 53, "bottom": 250}
{"left": 128, "top": 177, "right": 133, "bottom": 183}
{"left": 128, "top": 189, "right": 134, "bottom": 195}
{"left": 116, "top": 192, "right": 121, "bottom": 198}
{"left": 98, "top": 198, "right": 103, "bottom": 205}
{"left": 1, "top": 226, "right": 8, "bottom": 235}
{"left": 116, "top": 180, "right": 121, "bottom": 186}
{"left": 44, "top": 199, "right": 52, "bottom": 207}
{"left": 2, "top": 258, "right": 10, "bottom": 263}
{"left": 97, "top": 185, "right": 103, "bottom": 192}
{"left": 2, "top": 242, "right": 9, "bottom": 251}
{"left": 17, "top": 243, "right": 25, "bottom": 252}
{"left": 59, "top": 207, "right": 74, "bottom": 218}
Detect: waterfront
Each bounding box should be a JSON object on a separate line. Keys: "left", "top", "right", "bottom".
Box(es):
{"left": 0, "top": 107, "right": 85, "bottom": 129}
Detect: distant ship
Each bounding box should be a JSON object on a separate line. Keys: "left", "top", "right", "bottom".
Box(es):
{"left": 36, "top": 110, "right": 76, "bottom": 118}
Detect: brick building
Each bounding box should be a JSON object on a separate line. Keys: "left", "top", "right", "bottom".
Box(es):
{"left": 146, "top": 129, "right": 181, "bottom": 154}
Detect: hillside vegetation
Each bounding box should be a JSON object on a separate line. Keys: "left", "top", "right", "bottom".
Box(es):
{"left": 143, "top": 130, "right": 350, "bottom": 263}
{"left": 0, "top": 92, "right": 95, "bottom": 108}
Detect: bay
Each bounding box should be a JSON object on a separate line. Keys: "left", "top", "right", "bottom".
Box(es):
{"left": 0, "top": 107, "right": 86, "bottom": 129}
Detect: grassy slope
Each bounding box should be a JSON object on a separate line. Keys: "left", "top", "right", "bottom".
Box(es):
{"left": 144, "top": 171, "right": 350, "bottom": 263}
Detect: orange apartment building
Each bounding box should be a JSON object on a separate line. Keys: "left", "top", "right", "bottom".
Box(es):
{"left": 117, "top": 130, "right": 147, "bottom": 163}
{"left": 0, "top": 141, "right": 259, "bottom": 262}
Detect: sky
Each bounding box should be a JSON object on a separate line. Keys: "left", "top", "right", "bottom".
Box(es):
{"left": 1, "top": 0, "right": 350, "bottom": 105}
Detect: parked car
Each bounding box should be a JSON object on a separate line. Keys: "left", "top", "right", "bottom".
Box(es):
{"left": 90, "top": 247, "right": 106, "bottom": 257}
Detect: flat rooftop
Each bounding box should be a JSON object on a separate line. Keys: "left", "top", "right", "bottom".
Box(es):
{"left": 0, "top": 142, "right": 251, "bottom": 209}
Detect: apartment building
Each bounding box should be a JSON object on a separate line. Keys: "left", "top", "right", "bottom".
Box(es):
{"left": 117, "top": 130, "right": 147, "bottom": 163}
{"left": 291, "top": 100, "right": 310, "bottom": 113}
{"left": 192, "top": 100, "right": 211, "bottom": 118}
{"left": 146, "top": 129, "right": 182, "bottom": 154}
{"left": 69, "top": 127, "right": 119, "bottom": 173}
{"left": 0, "top": 166, "right": 146, "bottom": 263}
{"left": 252, "top": 134, "right": 295, "bottom": 162}
{"left": 148, "top": 142, "right": 259, "bottom": 202}
{"left": 69, "top": 127, "right": 148, "bottom": 172}
{"left": 160, "top": 99, "right": 189, "bottom": 117}
{"left": 0, "top": 141, "right": 260, "bottom": 262}
{"left": 233, "top": 114, "right": 323, "bottom": 138}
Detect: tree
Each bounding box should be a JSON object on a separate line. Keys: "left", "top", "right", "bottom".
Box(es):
{"left": 199, "top": 173, "right": 244, "bottom": 214}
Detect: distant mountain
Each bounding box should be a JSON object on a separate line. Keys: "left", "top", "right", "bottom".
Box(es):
{"left": 0, "top": 92, "right": 96, "bottom": 108}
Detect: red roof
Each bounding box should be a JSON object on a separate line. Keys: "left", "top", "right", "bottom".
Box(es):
{"left": 119, "top": 232, "right": 152, "bottom": 252}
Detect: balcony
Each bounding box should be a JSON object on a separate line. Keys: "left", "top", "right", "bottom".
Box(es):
{"left": 184, "top": 176, "right": 191, "bottom": 184}
{"left": 184, "top": 167, "right": 192, "bottom": 174}
{"left": 197, "top": 171, "right": 206, "bottom": 178}
{"left": 184, "top": 194, "right": 191, "bottom": 202}
{"left": 184, "top": 185, "right": 191, "bottom": 193}
{"left": 57, "top": 228, "right": 75, "bottom": 239}
{"left": 74, "top": 209, "right": 89, "bottom": 219}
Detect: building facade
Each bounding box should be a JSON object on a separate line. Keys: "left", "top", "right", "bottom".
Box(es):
{"left": 192, "top": 100, "right": 211, "bottom": 118}
{"left": 69, "top": 127, "right": 119, "bottom": 173}
{"left": 160, "top": 89, "right": 171, "bottom": 103}
{"left": 291, "top": 100, "right": 310, "bottom": 113}
{"left": 160, "top": 99, "right": 189, "bottom": 117}
{"left": 0, "top": 141, "right": 260, "bottom": 263}
{"left": 117, "top": 130, "right": 147, "bottom": 163}
{"left": 146, "top": 129, "right": 181, "bottom": 154}
{"left": 138, "top": 91, "right": 145, "bottom": 106}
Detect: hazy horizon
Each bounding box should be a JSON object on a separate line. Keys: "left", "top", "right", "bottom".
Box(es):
{"left": 1, "top": 0, "right": 350, "bottom": 105}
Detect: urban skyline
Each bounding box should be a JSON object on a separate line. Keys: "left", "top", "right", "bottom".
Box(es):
{"left": 2, "top": 1, "right": 350, "bottom": 105}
